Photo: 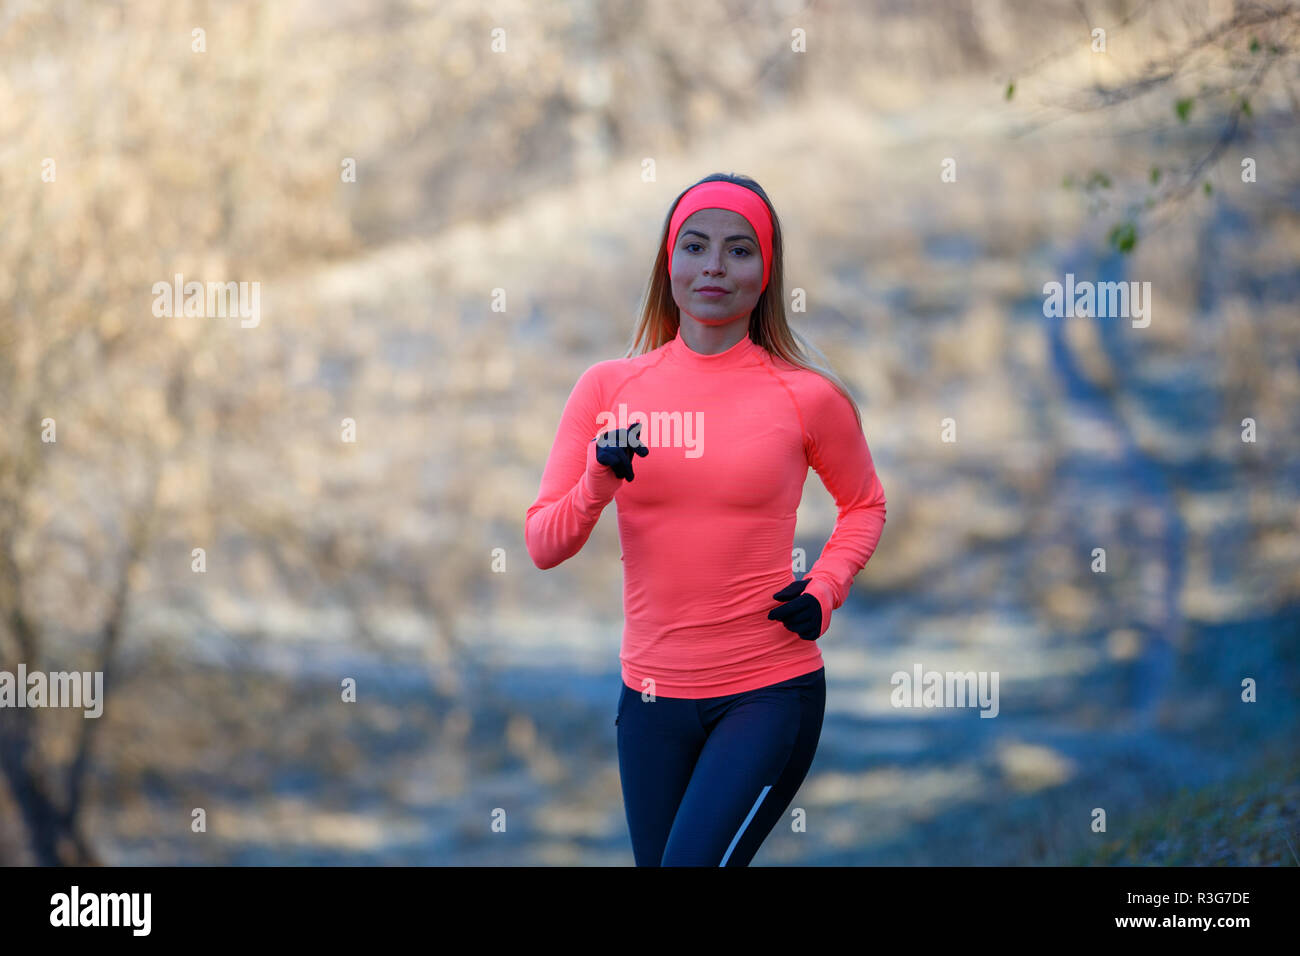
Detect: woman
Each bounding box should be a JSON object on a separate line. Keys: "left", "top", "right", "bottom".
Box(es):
{"left": 525, "top": 172, "right": 887, "bottom": 866}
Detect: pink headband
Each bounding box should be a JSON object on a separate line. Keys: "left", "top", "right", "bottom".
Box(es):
{"left": 667, "top": 181, "right": 774, "bottom": 291}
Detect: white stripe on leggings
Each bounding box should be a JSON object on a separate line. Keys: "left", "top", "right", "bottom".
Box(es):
{"left": 719, "top": 785, "right": 773, "bottom": 866}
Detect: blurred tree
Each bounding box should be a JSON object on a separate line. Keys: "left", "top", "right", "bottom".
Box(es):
{"left": 0, "top": 1, "right": 353, "bottom": 864}
{"left": 1004, "top": 0, "right": 1299, "bottom": 253}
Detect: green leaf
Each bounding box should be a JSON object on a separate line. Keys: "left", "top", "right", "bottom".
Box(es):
{"left": 1086, "top": 169, "right": 1111, "bottom": 189}
{"left": 1204, "top": 181, "right": 1213, "bottom": 196}
{"left": 1107, "top": 221, "right": 1137, "bottom": 254}
{"left": 1062, "top": 172, "right": 1074, "bottom": 188}
{"left": 1175, "top": 98, "right": 1194, "bottom": 123}
{"left": 1249, "top": 36, "right": 1260, "bottom": 53}
{"left": 1005, "top": 81, "right": 1015, "bottom": 100}
{"left": 1149, "top": 166, "right": 1160, "bottom": 185}
{"left": 1241, "top": 96, "right": 1252, "bottom": 117}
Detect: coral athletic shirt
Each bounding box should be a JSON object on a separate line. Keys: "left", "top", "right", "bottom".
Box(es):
{"left": 525, "top": 324, "right": 887, "bottom": 698}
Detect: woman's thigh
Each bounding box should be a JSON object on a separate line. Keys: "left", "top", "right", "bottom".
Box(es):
{"left": 615, "top": 682, "right": 707, "bottom": 867}
{"left": 661, "top": 669, "right": 826, "bottom": 866}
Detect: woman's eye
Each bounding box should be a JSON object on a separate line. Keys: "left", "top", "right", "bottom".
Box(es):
{"left": 682, "top": 243, "right": 749, "bottom": 256}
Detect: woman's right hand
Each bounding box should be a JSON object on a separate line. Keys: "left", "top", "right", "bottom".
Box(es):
{"left": 591, "top": 421, "right": 649, "bottom": 482}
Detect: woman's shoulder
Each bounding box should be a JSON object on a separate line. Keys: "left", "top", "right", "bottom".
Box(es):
{"left": 570, "top": 348, "right": 663, "bottom": 393}
{"left": 765, "top": 354, "right": 840, "bottom": 399}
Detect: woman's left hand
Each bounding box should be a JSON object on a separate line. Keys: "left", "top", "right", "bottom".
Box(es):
{"left": 769, "top": 579, "right": 822, "bottom": 641}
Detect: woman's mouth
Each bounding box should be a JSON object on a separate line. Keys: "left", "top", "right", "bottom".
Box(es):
{"left": 695, "top": 288, "right": 729, "bottom": 298}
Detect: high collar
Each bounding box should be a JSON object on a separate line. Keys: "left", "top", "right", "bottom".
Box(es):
{"left": 666, "top": 324, "right": 764, "bottom": 370}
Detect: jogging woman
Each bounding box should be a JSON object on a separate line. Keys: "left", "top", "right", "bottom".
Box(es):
{"left": 525, "top": 172, "right": 887, "bottom": 866}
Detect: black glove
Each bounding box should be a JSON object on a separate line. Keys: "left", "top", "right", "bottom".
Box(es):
{"left": 592, "top": 421, "right": 649, "bottom": 482}
{"left": 768, "top": 578, "right": 822, "bottom": 641}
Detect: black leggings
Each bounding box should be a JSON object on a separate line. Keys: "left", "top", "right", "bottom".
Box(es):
{"left": 615, "top": 666, "right": 826, "bottom": 866}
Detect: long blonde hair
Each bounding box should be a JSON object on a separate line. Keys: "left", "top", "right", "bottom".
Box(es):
{"left": 624, "top": 172, "right": 862, "bottom": 428}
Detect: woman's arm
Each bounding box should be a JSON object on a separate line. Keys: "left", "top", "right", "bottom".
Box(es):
{"left": 799, "top": 379, "right": 887, "bottom": 637}
{"left": 525, "top": 363, "right": 624, "bottom": 569}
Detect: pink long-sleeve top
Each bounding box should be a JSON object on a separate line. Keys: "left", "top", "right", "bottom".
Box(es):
{"left": 525, "top": 324, "right": 886, "bottom": 698}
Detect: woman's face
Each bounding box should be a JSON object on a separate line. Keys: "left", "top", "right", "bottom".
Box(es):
{"left": 669, "top": 208, "right": 765, "bottom": 325}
